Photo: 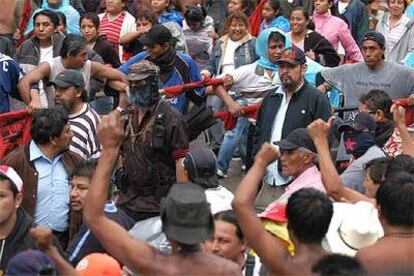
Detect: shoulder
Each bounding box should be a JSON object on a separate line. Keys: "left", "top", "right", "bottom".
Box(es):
{"left": 385, "top": 61, "right": 414, "bottom": 74}
{"left": 1, "top": 145, "right": 27, "bottom": 165}
{"left": 177, "top": 53, "right": 196, "bottom": 65}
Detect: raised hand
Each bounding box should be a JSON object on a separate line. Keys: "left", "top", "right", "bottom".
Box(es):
{"left": 31, "top": 226, "right": 54, "bottom": 252}
{"left": 255, "top": 143, "right": 281, "bottom": 166}
{"left": 98, "top": 111, "right": 125, "bottom": 152}
{"left": 308, "top": 116, "right": 335, "bottom": 142}
{"left": 391, "top": 103, "right": 406, "bottom": 127}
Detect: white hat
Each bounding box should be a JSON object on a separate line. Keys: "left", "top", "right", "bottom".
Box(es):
{"left": 324, "top": 201, "right": 384, "bottom": 256}
{"left": 0, "top": 165, "right": 23, "bottom": 192}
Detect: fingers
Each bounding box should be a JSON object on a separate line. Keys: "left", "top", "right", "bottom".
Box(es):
{"left": 327, "top": 116, "right": 335, "bottom": 127}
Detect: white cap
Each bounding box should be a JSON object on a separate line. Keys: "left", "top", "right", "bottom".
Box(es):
{"left": 0, "top": 165, "right": 23, "bottom": 192}
{"left": 324, "top": 201, "right": 384, "bottom": 256}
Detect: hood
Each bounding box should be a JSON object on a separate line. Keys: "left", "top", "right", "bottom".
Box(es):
{"left": 255, "top": 27, "right": 292, "bottom": 71}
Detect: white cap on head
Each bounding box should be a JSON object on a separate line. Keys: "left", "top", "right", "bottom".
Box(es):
{"left": 0, "top": 165, "right": 23, "bottom": 192}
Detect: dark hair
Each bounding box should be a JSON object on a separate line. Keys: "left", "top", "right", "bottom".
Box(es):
{"left": 80, "top": 12, "right": 100, "bottom": 29}
{"left": 286, "top": 188, "right": 333, "bottom": 243}
{"left": 136, "top": 8, "right": 158, "bottom": 25}
{"left": 312, "top": 254, "right": 367, "bottom": 275}
{"left": 289, "top": 7, "right": 315, "bottom": 30}
{"left": 376, "top": 172, "right": 414, "bottom": 227}
{"left": 223, "top": 11, "right": 250, "bottom": 35}
{"left": 364, "top": 156, "right": 393, "bottom": 185}
{"left": 33, "top": 9, "right": 60, "bottom": 28}
{"left": 359, "top": 90, "right": 393, "bottom": 120}
{"left": 0, "top": 174, "right": 19, "bottom": 198}
{"left": 227, "top": 0, "right": 254, "bottom": 16}
{"left": 266, "top": 0, "right": 281, "bottom": 15}
{"left": 214, "top": 210, "right": 244, "bottom": 240}
{"left": 385, "top": 154, "right": 414, "bottom": 178}
{"left": 268, "top": 31, "right": 286, "bottom": 45}
{"left": 71, "top": 159, "right": 97, "bottom": 179}
{"left": 184, "top": 5, "right": 205, "bottom": 23}
{"left": 31, "top": 108, "right": 69, "bottom": 145}
{"left": 60, "top": 34, "right": 87, "bottom": 58}
{"left": 55, "top": 11, "right": 67, "bottom": 27}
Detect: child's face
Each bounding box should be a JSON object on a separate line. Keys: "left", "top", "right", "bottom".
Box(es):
{"left": 151, "top": 0, "right": 169, "bottom": 13}
{"left": 136, "top": 18, "right": 153, "bottom": 33}
{"left": 227, "top": 0, "right": 243, "bottom": 14}
{"left": 262, "top": 1, "right": 277, "bottom": 21}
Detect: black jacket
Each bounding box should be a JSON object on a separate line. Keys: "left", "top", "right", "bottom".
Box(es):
{"left": 0, "top": 208, "right": 36, "bottom": 271}
{"left": 252, "top": 80, "right": 332, "bottom": 157}
{"left": 304, "top": 31, "right": 340, "bottom": 67}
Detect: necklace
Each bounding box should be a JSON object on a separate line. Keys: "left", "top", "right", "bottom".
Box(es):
{"left": 383, "top": 232, "right": 414, "bottom": 238}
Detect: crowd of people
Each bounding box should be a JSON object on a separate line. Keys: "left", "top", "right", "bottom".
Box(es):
{"left": 0, "top": 0, "right": 414, "bottom": 275}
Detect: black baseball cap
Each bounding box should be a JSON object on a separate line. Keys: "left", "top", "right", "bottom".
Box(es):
{"left": 361, "top": 31, "right": 386, "bottom": 48}
{"left": 338, "top": 112, "right": 376, "bottom": 133}
{"left": 274, "top": 128, "right": 317, "bottom": 153}
{"left": 183, "top": 148, "right": 218, "bottom": 189}
{"left": 47, "top": 69, "right": 85, "bottom": 88}
{"left": 276, "top": 46, "right": 307, "bottom": 65}
{"left": 160, "top": 183, "right": 214, "bottom": 245}
{"left": 139, "top": 24, "right": 173, "bottom": 46}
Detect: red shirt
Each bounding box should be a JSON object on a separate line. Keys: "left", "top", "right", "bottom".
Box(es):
{"left": 99, "top": 11, "right": 126, "bottom": 48}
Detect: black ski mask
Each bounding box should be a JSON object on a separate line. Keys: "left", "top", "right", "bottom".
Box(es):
{"left": 128, "top": 77, "right": 160, "bottom": 107}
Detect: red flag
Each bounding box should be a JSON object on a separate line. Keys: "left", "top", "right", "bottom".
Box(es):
{"left": 0, "top": 110, "right": 32, "bottom": 159}
{"left": 159, "top": 77, "right": 224, "bottom": 98}
{"left": 214, "top": 104, "right": 261, "bottom": 130}
{"left": 249, "top": 0, "right": 267, "bottom": 36}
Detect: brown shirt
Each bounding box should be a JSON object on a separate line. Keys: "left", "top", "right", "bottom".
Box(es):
{"left": 118, "top": 101, "right": 189, "bottom": 214}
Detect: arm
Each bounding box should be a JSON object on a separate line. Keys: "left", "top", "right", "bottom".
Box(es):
{"left": 91, "top": 62, "right": 128, "bottom": 92}
{"left": 232, "top": 143, "right": 291, "bottom": 275}
{"left": 339, "top": 23, "right": 364, "bottom": 62}
{"left": 31, "top": 226, "right": 78, "bottom": 276}
{"left": 392, "top": 104, "right": 414, "bottom": 157}
{"left": 308, "top": 118, "right": 373, "bottom": 203}
{"left": 83, "top": 111, "right": 156, "bottom": 274}
{"left": 17, "top": 62, "right": 51, "bottom": 106}
{"left": 213, "top": 84, "right": 243, "bottom": 117}
{"left": 175, "top": 158, "right": 188, "bottom": 182}
{"left": 119, "top": 31, "right": 141, "bottom": 44}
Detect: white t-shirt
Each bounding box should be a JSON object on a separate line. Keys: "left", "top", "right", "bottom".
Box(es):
{"left": 39, "top": 45, "right": 53, "bottom": 108}
{"left": 338, "top": 1, "right": 349, "bottom": 14}
{"left": 221, "top": 39, "right": 242, "bottom": 74}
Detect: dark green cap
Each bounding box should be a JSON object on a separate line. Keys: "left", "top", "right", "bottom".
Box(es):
{"left": 48, "top": 69, "right": 85, "bottom": 88}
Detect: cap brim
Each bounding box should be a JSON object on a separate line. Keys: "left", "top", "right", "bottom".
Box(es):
{"left": 276, "top": 59, "right": 301, "bottom": 65}
{"left": 337, "top": 122, "right": 365, "bottom": 133}
{"left": 47, "top": 79, "right": 73, "bottom": 88}
{"left": 193, "top": 176, "right": 219, "bottom": 189}
{"left": 127, "top": 73, "right": 152, "bottom": 81}
{"left": 163, "top": 219, "right": 213, "bottom": 245}
{"left": 139, "top": 36, "right": 156, "bottom": 46}
{"left": 275, "top": 140, "right": 299, "bottom": 151}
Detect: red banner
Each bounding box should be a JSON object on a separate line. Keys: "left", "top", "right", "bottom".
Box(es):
{"left": 0, "top": 110, "right": 32, "bottom": 159}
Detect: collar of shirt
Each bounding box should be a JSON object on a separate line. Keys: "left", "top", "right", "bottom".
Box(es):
{"left": 284, "top": 165, "right": 322, "bottom": 194}
{"left": 29, "top": 140, "right": 63, "bottom": 163}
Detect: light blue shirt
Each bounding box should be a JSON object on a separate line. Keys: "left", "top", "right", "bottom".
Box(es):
{"left": 30, "top": 140, "right": 70, "bottom": 232}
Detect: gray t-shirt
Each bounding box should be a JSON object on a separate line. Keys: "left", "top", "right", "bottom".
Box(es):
{"left": 340, "top": 145, "right": 385, "bottom": 193}
{"left": 321, "top": 61, "right": 414, "bottom": 107}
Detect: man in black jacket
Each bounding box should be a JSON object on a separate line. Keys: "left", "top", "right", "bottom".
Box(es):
{"left": 0, "top": 166, "right": 36, "bottom": 273}
{"left": 252, "top": 46, "right": 332, "bottom": 210}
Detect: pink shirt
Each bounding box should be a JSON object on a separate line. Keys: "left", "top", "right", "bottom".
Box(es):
{"left": 312, "top": 12, "right": 363, "bottom": 62}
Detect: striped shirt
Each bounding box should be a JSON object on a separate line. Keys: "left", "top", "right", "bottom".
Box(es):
{"left": 98, "top": 12, "right": 126, "bottom": 48}
{"left": 69, "top": 103, "right": 101, "bottom": 160}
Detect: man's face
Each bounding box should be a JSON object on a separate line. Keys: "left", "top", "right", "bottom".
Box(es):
{"left": 70, "top": 176, "right": 90, "bottom": 212}
{"left": 361, "top": 40, "right": 384, "bottom": 68}
{"left": 146, "top": 43, "right": 170, "bottom": 59}
{"left": 0, "top": 180, "right": 21, "bottom": 225}
{"left": 34, "top": 15, "right": 56, "bottom": 40}
{"left": 268, "top": 39, "right": 285, "bottom": 63}
{"left": 278, "top": 62, "right": 306, "bottom": 90}
{"left": 280, "top": 148, "right": 311, "bottom": 177}
{"left": 55, "top": 86, "right": 81, "bottom": 113}
{"left": 68, "top": 48, "right": 88, "bottom": 69}
{"left": 51, "top": 123, "right": 73, "bottom": 152}
{"left": 209, "top": 220, "right": 246, "bottom": 263}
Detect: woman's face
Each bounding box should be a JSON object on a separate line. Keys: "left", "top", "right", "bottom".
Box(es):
{"left": 262, "top": 1, "right": 277, "bottom": 21}
{"left": 80, "top": 18, "right": 98, "bottom": 42}
{"left": 363, "top": 168, "right": 380, "bottom": 198}
{"left": 290, "top": 10, "right": 307, "bottom": 34}
{"left": 106, "top": 0, "right": 124, "bottom": 14}
{"left": 227, "top": 0, "right": 243, "bottom": 14}
{"left": 228, "top": 18, "right": 247, "bottom": 41}
{"left": 388, "top": 0, "right": 405, "bottom": 17}
{"left": 314, "top": 0, "right": 331, "bottom": 14}
{"left": 151, "top": 0, "right": 169, "bottom": 14}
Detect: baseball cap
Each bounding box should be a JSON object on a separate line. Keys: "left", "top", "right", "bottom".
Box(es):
{"left": 47, "top": 69, "right": 85, "bottom": 88}
{"left": 276, "top": 46, "right": 307, "bottom": 65}
{"left": 139, "top": 24, "right": 173, "bottom": 46}
{"left": 127, "top": 60, "right": 159, "bottom": 81}
{"left": 6, "top": 250, "right": 56, "bottom": 275}
{"left": 161, "top": 183, "right": 214, "bottom": 245}
{"left": 0, "top": 165, "right": 23, "bottom": 192}
{"left": 325, "top": 202, "right": 383, "bottom": 256}
{"left": 338, "top": 112, "right": 376, "bottom": 133}
{"left": 259, "top": 202, "right": 287, "bottom": 222}
{"left": 183, "top": 148, "right": 219, "bottom": 189}
{"left": 275, "top": 128, "right": 317, "bottom": 153}
{"left": 361, "top": 31, "right": 386, "bottom": 48}
{"left": 75, "top": 253, "right": 121, "bottom": 276}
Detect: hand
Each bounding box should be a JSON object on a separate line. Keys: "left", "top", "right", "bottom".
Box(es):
{"left": 391, "top": 103, "right": 406, "bottom": 128}
{"left": 255, "top": 143, "right": 280, "bottom": 165}
{"left": 228, "top": 101, "right": 243, "bottom": 117}
{"left": 223, "top": 74, "right": 234, "bottom": 90}
{"left": 207, "top": 30, "right": 218, "bottom": 40}
{"left": 408, "top": 94, "right": 414, "bottom": 106}
{"left": 200, "top": 70, "right": 211, "bottom": 79}
{"left": 306, "top": 50, "right": 316, "bottom": 60}
{"left": 308, "top": 116, "right": 335, "bottom": 142}
{"left": 28, "top": 100, "right": 42, "bottom": 109}
{"left": 31, "top": 226, "right": 54, "bottom": 252}
{"left": 98, "top": 111, "right": 125, "bottom": 151}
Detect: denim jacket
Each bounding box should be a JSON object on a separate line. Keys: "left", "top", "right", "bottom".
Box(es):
{"left": 207, "top": 34, "right": 258, "bottom": 76}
